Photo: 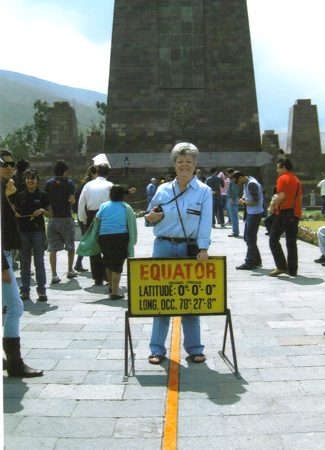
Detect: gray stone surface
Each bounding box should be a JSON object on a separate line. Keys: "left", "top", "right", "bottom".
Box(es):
{"left": 3, "top": 217, "right": 325, "bottom": 449}
{"left": 105, "top": 0, "right": 261, "bottom": 154}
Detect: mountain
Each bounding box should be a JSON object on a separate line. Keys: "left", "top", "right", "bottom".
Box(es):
{"left": 0, "top": 70, "right": 107, "bottom": 138}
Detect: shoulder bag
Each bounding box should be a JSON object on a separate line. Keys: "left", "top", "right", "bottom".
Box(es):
{"left": 76, "top": 219, "right": 101, "bottom": 256}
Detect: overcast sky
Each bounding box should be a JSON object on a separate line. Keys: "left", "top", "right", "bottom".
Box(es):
{"left": 1, "top": 0, "right": 325, "bottom": 133}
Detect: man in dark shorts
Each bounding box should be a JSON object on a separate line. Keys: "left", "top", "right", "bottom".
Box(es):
{"left": 44, "top": 160, "right": 77, "bottom": 284}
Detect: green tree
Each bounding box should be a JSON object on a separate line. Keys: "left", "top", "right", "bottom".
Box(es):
{"left": 78, "top": 131, "right": 85, "bottom": 154}
{"left": 0, "top": 125, "right": 36, "bottom": 159}
{"left": 90, "top": 101, "right": 107, "bottom": 135}
{"left": 0, "top": 100, "right": 49, "bottom": 157}
{"left": 33, "top": 100, "right": 49, "bottom": 154}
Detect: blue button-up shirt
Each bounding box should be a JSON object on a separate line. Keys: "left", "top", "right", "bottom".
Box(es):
{"left": 146, "top": 177, "right": 212, "bottom": 249}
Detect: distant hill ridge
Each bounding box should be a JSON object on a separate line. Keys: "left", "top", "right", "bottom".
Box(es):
{"left": 1, "top": 70, "right": 325, "bottom": 152}
{"left": 0, "top": 70, "right": 106, "bottom": 138}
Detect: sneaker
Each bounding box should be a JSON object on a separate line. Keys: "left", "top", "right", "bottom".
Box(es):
{"left": 67, "top": 270, "right": 78, "bottom": 279}
{"left": 51, "top": 276, "right": 61, "bottom": 284}
{"left": 314, "top": 255, "right": 325, "bottom": 263}
{"left": 38, "top": 294, "right": 48, "bottom": 302}
{"left": 74, "top": 265, "right": 88, "bottom": 272}
{"left": 20, "top": 292, "right": 30, "bottom": 301}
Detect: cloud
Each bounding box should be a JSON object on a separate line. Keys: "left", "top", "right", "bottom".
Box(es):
{"left": 0, "top": 1, "right": 111, "bottom": 93}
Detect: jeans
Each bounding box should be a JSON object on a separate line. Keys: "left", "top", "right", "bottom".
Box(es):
{"left": 264, "top": 213, "right": 276, "bottom": 234}
{"left": 20, "top": 231, "right": 46, "bottom": 295}
{"left": 221, "top": 195, "right": 230, "bottom": 222}
{"left": 149, "top": 238, "right": 204, "bottom": 357}
{"left": 244, "top": 213, "right": 262, "bottom": 267}
{"left": 322, "top": 196, "right": 325, "bottom": 216}
{"left": 228, "top": 199, "right": 239, "bottom": 235}
{"left": 213, "top": 195, "right": 224, "bottom": 225}
{"left": 2, "top": 251, "right": 24, "bottom": 337}
{"left": 269, "top": 215, "right": 299, "bottom": 274}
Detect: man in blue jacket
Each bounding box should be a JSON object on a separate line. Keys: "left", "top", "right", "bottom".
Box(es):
{"left": 231, "top": 171, "right": 264, "bottom": 270}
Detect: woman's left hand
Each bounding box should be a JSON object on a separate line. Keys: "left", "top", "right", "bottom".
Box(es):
{"left": 33, "top": 209, "right": 43, "bottom": 218}
{"left": 197, "top": 249, "right": 209, "bottom": 261}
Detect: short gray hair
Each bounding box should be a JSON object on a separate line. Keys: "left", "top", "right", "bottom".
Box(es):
{"left": 170, "top": 142, "right": 199, "bottom": 164}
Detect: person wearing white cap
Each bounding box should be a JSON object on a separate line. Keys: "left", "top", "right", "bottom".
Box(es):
{"left": 146, "top": 178, "right": 157, "bottom": 205}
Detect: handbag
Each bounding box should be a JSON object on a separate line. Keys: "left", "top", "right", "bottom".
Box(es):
{"left": 76, "top": 219, "right": 101, "bottom": 256}
{"left": 172, "top": 185, "right": 200, "bottom": 257}
{"left": 278, "top": 181, "right": 300, "bottom": 226}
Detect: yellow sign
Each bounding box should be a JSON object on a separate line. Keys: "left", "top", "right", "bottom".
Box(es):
{"left": 127, "top": 257, "right": 226, "bottom": 317}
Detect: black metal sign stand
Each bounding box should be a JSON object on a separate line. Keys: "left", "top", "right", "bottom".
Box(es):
{"left": 124, "top": 311, "right": 135, "bottom": 382}
{"left": 219, "top": 309, "right": 242, "bottom": 379}
{"left": 124, "top": 309, "right": 241, "bottom": 381}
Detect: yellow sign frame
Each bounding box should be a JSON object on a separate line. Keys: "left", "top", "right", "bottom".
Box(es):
{"left": 127, "top": 256, "right": 227, "bottom": 317}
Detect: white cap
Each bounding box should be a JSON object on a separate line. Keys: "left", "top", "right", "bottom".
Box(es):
{"left": 92, "top": 153, "right": 111, "bottom": 168}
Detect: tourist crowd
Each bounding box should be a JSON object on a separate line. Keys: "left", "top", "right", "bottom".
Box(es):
{"left": 2, "top": 144, "right": 323, "bottom": 377}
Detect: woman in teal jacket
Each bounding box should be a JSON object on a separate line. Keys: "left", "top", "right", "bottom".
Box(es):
{"left": 96, "top": 184, "right": 137, "bottom": 299}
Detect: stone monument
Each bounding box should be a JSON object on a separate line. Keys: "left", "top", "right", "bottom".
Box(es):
{"left": 287, "top": 99, "right": 321, "bottom": 156}
{"left": 286, "top": 99, "right": 325, "bottom": 206}
{"left": 105, "top": 0, "right": 261, "bottom": 158}
{"left": 44, "top": 102, "right": 79, "bottom": 157}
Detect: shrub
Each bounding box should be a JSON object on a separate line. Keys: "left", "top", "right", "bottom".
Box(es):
{"left": 297, "top": 226, "right": 318, "bottom": 246}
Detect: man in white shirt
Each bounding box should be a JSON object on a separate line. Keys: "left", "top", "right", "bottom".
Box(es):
{"left": 78, "top": 164, "right": 113, "bottom": 285}
{"left": 317, "top": 175, "right": 325, "bottom": 216}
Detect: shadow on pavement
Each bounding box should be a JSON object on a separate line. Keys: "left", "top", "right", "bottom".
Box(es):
{"left": 83, "top": 298, "right": 128, "bottom": 308}
{"left": 48, "top": 279, "right": 83, "bottom": 291}
{"left": 3, "top": 377, "right": 29, "bottom": 414}
{"left": 252, "top": 269, "right": 324, "bottom": 285}
{"left": 135, "top": 359, "right": 248, "bottom": 406}
{"left": 178, "top": 362, "right": 248, "bottom": 405}
{"left": 21, "top": 300, "right": 58, "bottom": 316}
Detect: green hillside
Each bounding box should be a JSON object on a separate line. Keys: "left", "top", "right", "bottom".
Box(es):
{"left": 0, "top": 70, "right": 107, "bottom": 138}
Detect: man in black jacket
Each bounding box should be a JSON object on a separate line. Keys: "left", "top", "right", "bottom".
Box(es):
{"left": 1, "top": 150, "right": 43, "bottom": 378}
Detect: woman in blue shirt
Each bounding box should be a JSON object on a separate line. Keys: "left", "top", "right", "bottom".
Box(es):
{"left": 96, "top": 185, "right": 137, "bottom": 300}
{"left": 145, "top": 142, "right": 213, "bottom": 364}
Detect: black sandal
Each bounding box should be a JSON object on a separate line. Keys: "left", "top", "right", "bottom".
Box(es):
{"left": 110, "top": 294, "right": 125, "bottom": 300}
{"left": 189, "top": 353, "right": 206, "bottom": 363}
{"left": 148, "top": 354, "right": 165, "bottom": 365}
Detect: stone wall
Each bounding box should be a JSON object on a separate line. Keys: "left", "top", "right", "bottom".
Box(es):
{"left": 44, "top": 102, "right": 79, "bottom": 157}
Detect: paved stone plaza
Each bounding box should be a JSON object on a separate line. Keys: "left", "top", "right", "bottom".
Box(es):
{"left": 3, "top": 218, "right": 325, "bottom": 449}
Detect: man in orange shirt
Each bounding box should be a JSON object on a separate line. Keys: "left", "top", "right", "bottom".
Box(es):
{"left": 269, "top": 159, "right": 302, "bottom": 277}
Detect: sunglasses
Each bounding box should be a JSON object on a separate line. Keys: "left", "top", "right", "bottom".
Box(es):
{"left": 0, "top": 161, "right": 15, "bottom": 168}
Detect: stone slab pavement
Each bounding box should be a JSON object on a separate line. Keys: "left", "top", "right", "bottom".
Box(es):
{"left": 2, "top": 217, "right": 325, "bottom": 450}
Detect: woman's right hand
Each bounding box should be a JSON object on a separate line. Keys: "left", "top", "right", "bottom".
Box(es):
{"left": 2, "top": 269, "right": 11, "bottom": 283}
{"left": 145, "top": 206, "right": 164, "bottom": 223}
